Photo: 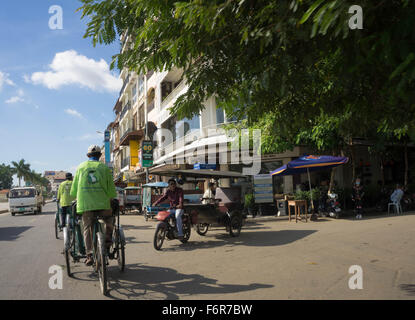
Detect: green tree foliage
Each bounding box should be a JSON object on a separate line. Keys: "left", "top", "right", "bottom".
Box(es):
{"left": 0, "top": 164, "right": 14, "bottom": 189}
{"left": 11, "top": 159, "right": 31, "bottom": 187}
{"left": 79, "top": 0, "right": 415, "bottom": 154}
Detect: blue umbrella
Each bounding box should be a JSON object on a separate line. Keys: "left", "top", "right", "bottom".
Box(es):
{"left": 271, "top": 155, "right": 349, "bottom": 176}
{"left": 271, "top": 155, "right": 349, "bottom": 211}
{"left": 142, "top": 182, "right": 168, "bottom": 188}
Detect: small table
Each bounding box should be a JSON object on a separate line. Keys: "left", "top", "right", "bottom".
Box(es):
{"left": 288, "top": 200, "right": 308, "bottom": 223}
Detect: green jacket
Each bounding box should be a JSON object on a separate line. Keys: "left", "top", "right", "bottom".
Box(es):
{"left": 70, "top": 160, "right": 116, "bottom": 214}
{"left": 57, "top": 180, "right": 75, "bottom": 207}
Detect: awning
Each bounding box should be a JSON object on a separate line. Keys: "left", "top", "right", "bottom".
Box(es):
{"left": 149, "top": 168, "right": 248, "bottom": 179}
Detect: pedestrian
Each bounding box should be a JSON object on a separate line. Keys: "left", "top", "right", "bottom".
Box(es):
{"left": 352, "top": 178, "right": 364, "bottom": 219}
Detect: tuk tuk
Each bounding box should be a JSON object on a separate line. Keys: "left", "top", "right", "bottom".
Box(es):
{"left": 142, "top": 182, "right": 170, "bottom": 221}
{"left": 116, "top": 187, "right": 125, "bottom": 215}
{"left": 149, "top": 169, "right": 248, "bottom": 237}
{"left": 124, "top": 186, "right": 142, "bottom": 214}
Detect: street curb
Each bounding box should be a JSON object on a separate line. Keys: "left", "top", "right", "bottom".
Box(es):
{"left": 0, "top": 209, "right": 9, "bottom": 215}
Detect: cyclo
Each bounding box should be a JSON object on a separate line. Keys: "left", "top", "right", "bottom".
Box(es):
{"left": 63, "top": 199, "right": 126, "bottom": 296}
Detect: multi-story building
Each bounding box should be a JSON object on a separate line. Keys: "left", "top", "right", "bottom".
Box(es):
{"left": 44, "top": 171, "right": 67, "bottom": 194}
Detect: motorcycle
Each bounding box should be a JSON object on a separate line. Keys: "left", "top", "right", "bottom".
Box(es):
{"left": 318, "top": 192, "right": 341, "bottom": 218}
{"left": 326, "top": 193, "right": 342, "bottom": 218}
{"left": 153, "top": 209, "right": 191, "bottom": 250}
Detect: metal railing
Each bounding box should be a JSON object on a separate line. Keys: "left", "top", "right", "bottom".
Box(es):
{"left": 120, "top": 102, "right": 131, "bottom": 121}
{"left": 119, "top": 73, "right": 130, "bottom": 97}
{"left": 161, "top": 80, "right": 185, "bottom": 110}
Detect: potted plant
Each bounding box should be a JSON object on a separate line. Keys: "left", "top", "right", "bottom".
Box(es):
{"left": 244, "top": 193, "right": 254, "bottom": 216}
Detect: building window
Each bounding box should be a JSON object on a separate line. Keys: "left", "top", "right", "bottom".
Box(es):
{"left": 132, "top": 81, "right": 137, "bottom": 105}
{"left": 216, "top": 107, "right": 225, "bottom": 124}
{"left": 176, "top": 115, "right": 200, "bottom": 140}
{"left": 138, "top": 76, "right": 144, "bottom": 97}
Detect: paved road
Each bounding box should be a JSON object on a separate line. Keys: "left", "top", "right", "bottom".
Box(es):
{"left": 1, "top": 202, "right": 415, "bottom": 300}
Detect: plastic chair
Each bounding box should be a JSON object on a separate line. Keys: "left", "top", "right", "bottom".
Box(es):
{"left": 388, "top": 190, "right": 404, "bottom": 215}
{"left": 388, "top": 202, "right": 403, "bottom": 214}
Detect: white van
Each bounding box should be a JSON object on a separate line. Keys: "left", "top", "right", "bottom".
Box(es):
{"left": 7, "top": 187, "right": 43, "bottom": 216}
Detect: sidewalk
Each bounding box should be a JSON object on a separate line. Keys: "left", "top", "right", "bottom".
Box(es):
{"left": 0, "top": 202, "right": 9, "bottom": 214}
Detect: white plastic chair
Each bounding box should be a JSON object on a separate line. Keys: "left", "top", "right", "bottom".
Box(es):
{"left": 388, "top": 191, "right": 404, "bottom": 215}
{"left": 388, "top": 202, "right": 403, "bottom": 214}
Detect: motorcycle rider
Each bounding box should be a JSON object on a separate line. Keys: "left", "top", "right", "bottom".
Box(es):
{"left": 152, "top": 178, "right": 184, "bottom": 240}
{"left": 57, "top": 172, "right": 75, "bottom": 229}
{"left": 70, "top": 145, "right": 117, "bottom": 266}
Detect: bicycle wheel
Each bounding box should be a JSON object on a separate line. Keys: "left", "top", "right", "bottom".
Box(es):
{"left": 114, "top": 227, "right": 125, "bottom": 272}
{"left": 55, "top": 218, "right": 59, "bottom": 239}
{"left": 96, "top": 233, "right": 108, "bottom": 296}
{"left": 63, "top": 227, "right": 73, "bottom": 277}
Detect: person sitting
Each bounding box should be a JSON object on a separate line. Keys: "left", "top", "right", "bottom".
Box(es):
{"left": 389, "top": 184, "right": 404, "bottom": 214}
{"left": 202, "top": 182, "right": 217, "bottom": 204}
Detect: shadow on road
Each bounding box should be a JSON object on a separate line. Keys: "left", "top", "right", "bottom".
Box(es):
{"left": 106, "top": 263, "right": 273, "bottom": 300}
{"left": 399, "top": 284, "right": 415, "bottom": 296}
{"left": 0, "top": 226, "right": 32, "bottom": 241}
{"left": 161, "top": 229, "right": 317, "bottom": 252}
{"left": 122, "top": 224, "right": 154, "bottom": 231}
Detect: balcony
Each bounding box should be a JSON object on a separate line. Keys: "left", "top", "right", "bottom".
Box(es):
{"left": 120, "top": 102, "right": 131, "bottom": 121}
{"left": 119, "top": 127, "right": 144, "bottom": 146}
{"left": 119, "top": 73, "right": 130, "bottom": 97}
{"left": 161, "top": 79, "right": 186, "bottom": 110}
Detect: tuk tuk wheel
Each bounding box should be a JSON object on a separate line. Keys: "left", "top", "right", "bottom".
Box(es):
{"left": 196, "top": 223, "right": 209, "bottom": 236}
{"left": 229, "top": 214, "right": 242, "bottom": 237}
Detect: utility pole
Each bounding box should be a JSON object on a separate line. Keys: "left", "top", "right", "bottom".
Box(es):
{"left": 144, "top": 72, "right": 149, "bottom": 184}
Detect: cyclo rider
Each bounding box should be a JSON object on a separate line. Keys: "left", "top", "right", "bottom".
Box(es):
{"left": 152, "top": 178, "right": 185, "bottom": 240}
{"left": 57, "top": 172, "right": 75, "bottom": 229}
{"left": 70, "top": 145, "right": 117, "bottom": 266}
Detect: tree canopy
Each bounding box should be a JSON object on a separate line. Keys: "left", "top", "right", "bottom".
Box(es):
{"left": 79, "top": 0, "right": 415, "bottom": 155}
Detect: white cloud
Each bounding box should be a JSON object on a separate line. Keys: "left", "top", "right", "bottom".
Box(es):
{"left": 29, "top": 50, "right": 122, "bottom": 93}
{"left": 5, "top": 88, "right": 25, "bottom": 104}
{"left": 0, "top": 71, "right": 15, "bottom": 91}
{"left": 65, "top": 108, "right": 84, "bottom": 119}
{"left": 5, "top": 96, "right": 24, "bottom": 104}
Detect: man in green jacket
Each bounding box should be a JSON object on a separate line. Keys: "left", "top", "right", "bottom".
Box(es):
{"left": 70, "top": 145, "right": 117, "bottom": 266}
{"left": 57, "top": 172, "right": 75, "bottom": 229}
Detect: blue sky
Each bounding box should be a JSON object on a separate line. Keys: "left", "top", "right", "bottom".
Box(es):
{"left": 0, "top": 1, "right": 121, "bottom": 184}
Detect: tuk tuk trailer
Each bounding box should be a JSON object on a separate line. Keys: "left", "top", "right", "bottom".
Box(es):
{"left": 124, "top": 186, "right": 142, "bottom": 214}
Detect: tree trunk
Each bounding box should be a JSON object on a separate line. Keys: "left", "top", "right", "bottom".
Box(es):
{"left": 380, "top": 157, "right": 385, "bottom": 187}
{"left": 328, "top": 167, "right": 336, "bottom": 193}
{"left": 349, "top": 143, "right": 356, "bottom": 183}
{"left": 404, "top": 141, "right": 408, "bottom": 188}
